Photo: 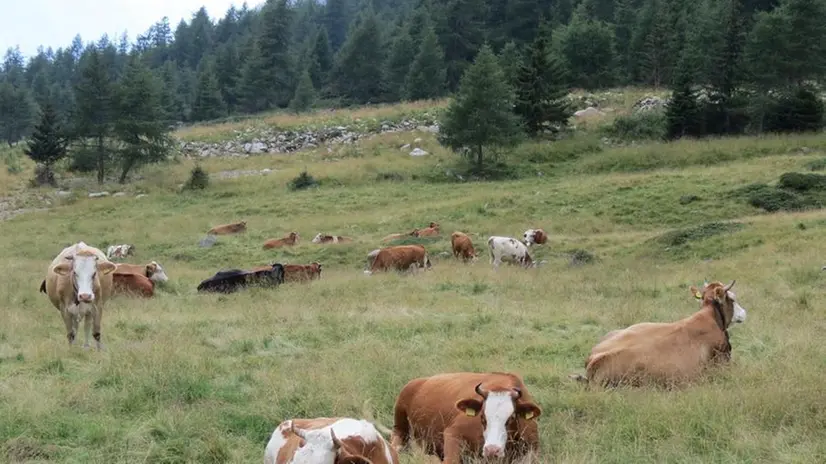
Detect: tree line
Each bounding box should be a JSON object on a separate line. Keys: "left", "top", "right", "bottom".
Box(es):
{"left": 3, "top": 0, "right": 826, "bottom": 182}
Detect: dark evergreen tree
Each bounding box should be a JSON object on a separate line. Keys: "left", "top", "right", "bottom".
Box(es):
{"left": 330, "top": 9, "right": 385, "bottom": 104}
{"left": 24, "top": 101, "right": 67, "bottom": 186}
{"left": 214, "top": 41, "right": 241, "bottom": 113}
{"left": 556, "top": 5, "right": 616, "bottom": 89}
{"left": 309, "top": 27, "right": 334, "bottom": 90}
{"left": 325, "top": 0, "right": 354, "bottom": 52}
{"left": 498, "top": 41, "right": 522, "bottom": 89}
{"left": 383, "top": 24, "right": 416, "bottom": 101}
{"left": 0, "top": 82, "right": 37, "bottom": 146}
{"left": 237, "top": 42, "right": 271, "bottom": 113}
{"left": 191, "top": 57, "right": 227, "bottom": 122}
{"left": 438, "top": 44, "right": 523, "bottom": 172}
{"left": 256, "top": 0, "right": 295, "bottom": 107}
{"left": 158, "top": 61, "right": 186, "bottom": 123}
{"left": 114, "top": 55, "right": 172, "bottom": 183}
{"left": 73, "top": 47, "right": 115, "bottom": 183}
{"left": 514, "top": 34, "right": 573, "bottom": 136}
{"left": 665, "top": 57, "right": 702, "bottom": 140}
{"left": 436, "top": 0, "right": 487, "bottom": 90}
{"left": 404, "top": 25, "right": 446, "bottom": 100}
{"left": 290, "top": 68, "right": 317, "bottom": 113}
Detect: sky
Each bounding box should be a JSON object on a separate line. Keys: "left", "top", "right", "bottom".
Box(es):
{"left": 1, "top": 0, "right": 265, "bottom": 60}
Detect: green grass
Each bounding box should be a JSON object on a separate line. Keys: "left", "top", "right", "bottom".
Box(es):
{"left": 3, "top": 96, "right": 826, "bottom": 463}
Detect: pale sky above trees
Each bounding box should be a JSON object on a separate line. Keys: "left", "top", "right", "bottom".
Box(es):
{"left": 1, "top": 0, "right": 258, "bottom": 58}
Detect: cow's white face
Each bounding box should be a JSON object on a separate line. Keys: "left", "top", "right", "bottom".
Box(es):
{"left": 312, "top": 233, "right": 324, "bottom": 243}
{"left": 289, "top": 425, "right": 338, "bottom": 464}
{"left": 523, "top": 230, "right": 536, "bottom": 246}
{"left": 149, "top": 262, "right": 169, "bottom": 283}
{"left": 54, "top": 254, "right": 116, "bottom": 303}
{"left": 728, "top": 291, "right": 747, "bottom": 324}
{"left": 480, "top": 392, "right": 516, "bottom": 457}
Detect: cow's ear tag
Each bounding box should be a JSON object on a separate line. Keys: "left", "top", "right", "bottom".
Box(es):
{"left": 693, "top": 289, "right": 703, "bottom": 299}
{"left": 524, "top": 411, "right": 534, "bottom": 420}
{"left": 465, "top": 408, "right": 477, "bottom": 417}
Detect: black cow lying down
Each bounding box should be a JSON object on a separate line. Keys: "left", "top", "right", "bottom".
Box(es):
{"left": 197, "top": 263, "right": 285, "bottom": 294}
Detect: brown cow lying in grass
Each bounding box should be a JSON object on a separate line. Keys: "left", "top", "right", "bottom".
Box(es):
{"left": 417, "top": 222, "right": 440, "bottom": 237}
{"left": 253, "top": 262, "right": 322, "bottom": 283}
{"left": 571, "top": 280, "right": 747, "bottom": 388}
{"left": 381, "top": 229, "right": 419, "bottom": 243}
{"left": 208, "top": 220, "right": 247, "bottom": 235}
{"left": 263, "top": 232, "right": 300, "bottom": 249}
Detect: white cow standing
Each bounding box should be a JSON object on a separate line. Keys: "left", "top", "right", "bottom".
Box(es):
{"left": 42, "top": 241, "right": 117, "bottom": 350}
{"left": 487, "top": 236, "right": 535, "bottom": 269}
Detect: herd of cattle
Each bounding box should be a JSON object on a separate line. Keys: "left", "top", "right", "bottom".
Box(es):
{"left": 34, "top": 218, "right": 748, "bottom": 464}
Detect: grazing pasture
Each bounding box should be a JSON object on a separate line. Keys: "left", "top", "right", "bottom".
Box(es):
{"left": 2, "top": 105, "right": 826, "bottom": 463}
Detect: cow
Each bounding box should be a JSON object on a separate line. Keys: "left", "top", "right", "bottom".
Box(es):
{"left": 42, "top": 242, "right": 117, "bottom": 350}
{"left": 264, "top": 417, "right": 399, "bottom": 464}
{"left": 106, "top": 244, "right": 135, "bottom": 260}
{"left": 522, "top": 229, "right": 548, "bottom": 247}
{"left": 114, "top": 261, "right": 169, "bottom": 284}
{"left": 253, "top": 262, "right": 322, "bottom": 283}
{"left": 263, "top": 232, "right": 300, "bottom": 249}
{"left": 312, "top": 233, "right": 354, "bottom": 244}
{"left": 365, "top": 245, "right": 431, "bottom": 275}
{"left": 208, "top": 221, "right": 247, "bottom": 235}
{"left": 197, "top": 264, "right": 285, "bottom": 294}
{"left": 570, "top": 280, "right": 748, "bottom": 388}
{"left": 390, "top": 372, "right": 542, "bottom": 464}
{"left": 487, "top": 236, "right": 535, "bottom": 268}
{"left": 417, "top": 222, "right": 440, "bottom": 237}
{"left": 381, "top": 229, "right": 419, "bottom": 243}
{"left": 451, "top": 231, "right": 477, "bottom": 262}
{"left": 113, "top": 272, "right": 154, "bottom": 298}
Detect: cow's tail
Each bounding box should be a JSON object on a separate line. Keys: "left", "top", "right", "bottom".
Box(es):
{"left": 39, "top": 280, "right": 46, "bottom": 294}
{"left": 487, "top": 237, "right": 495, "bottom": 262}
{"left": 361, "top": 398, "right": 393, "bottom": 438}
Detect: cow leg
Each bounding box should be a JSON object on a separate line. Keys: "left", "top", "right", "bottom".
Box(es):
{"left": 92, "top": 308, "right": 104, "bottom": 351}
{"left": 61, "top": 309, "right": 76, "bottom": 345}
{"left": 82, "top": 312, "right": 92, "bottom": 349}
{"left": 441, "top": 430, "right": 465, "bottom": 464}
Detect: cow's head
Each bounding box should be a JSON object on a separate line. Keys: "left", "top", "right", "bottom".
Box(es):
{"left": 289, "top": 232, "right": 300, "bottom": 243}
{"left": 409, "top": 229, "right": 420, "bottom": 237}
{"left": 146, "top": 261, "right": 169, "bottom": 283}
{"left": 312, "top": 233, "right": 325, "bottom": 244}
{"left": 311, "top": 262, "right": 323, "bottom": 275}
{"left": 455, "top": 383, "right": 542, "bottom": 459}
{"left": 287, "top": 422, "right": 372, "bottom": 464}
{"left": 238, "top": 221, "right": 247, "bottom": 229}
{"left": 690, "top": 280, "right": 747, "bottom": 326}
{"left": 53, "top": 250, "right": 116, "bottom": 303}
{"left": 523, "top": 229, "right": 547, "bottom": 247}
{"left": 429, "top": 222, "right": 440, "bottom": 229}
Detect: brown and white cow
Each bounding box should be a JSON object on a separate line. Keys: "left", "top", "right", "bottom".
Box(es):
{"left": 391, "top": 372, "right": 542, "bottom": 464}
{"left": 264, "top": 417, "right": 399, "bottom": 464}
{"left": 312, "top": 233, "right": 354, "bottom": 244}
{"left": 381, "top": 229, "right": 419, "bottom": 243}
{"left": 41, "top": 242, "right": 117, "bottom": 350}
{"left": 417, "top": 222, "right": 440, "bottom": 237}
{"left": 208, "top": 221, "right": 247, "bottom": 235}
{"left": 113, "top": 272, "right": 155, "bottom": 298}
{"left": 106, "top": 244, "right": 135, "bottom": 260}
{"left": 263, "top": 232, "right": 300, "bottom": 249}
{"left": 114, "top": 261, "right": 169, "bottom": 284}
{"left": 254, "top": 262, "right": 322, "bottom": 283}
{"left": 487, "top": 236, "right": 535, "bottom": 268}
{"left": 451, "top": 231, "right": 477, "bottom": 262}
{"left": 522, "top": 229, "right": 548, "bottom": 247}
{"left": 365, "top": 245, "right": 431, "bottom": 275}
{"left": 571, "top": 280, "right": 748, "bottom": 388}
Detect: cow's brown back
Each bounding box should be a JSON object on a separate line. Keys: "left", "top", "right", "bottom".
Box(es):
{"left": 371, "top": 245, "right": 428, "bottom": 272}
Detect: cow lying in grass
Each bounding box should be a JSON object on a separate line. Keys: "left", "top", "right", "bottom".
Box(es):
{"left": 571, "top": 280, "right": 747, "bottom": 388}
{"left": 196, "top": 264, "right": 285, "bottom": 294}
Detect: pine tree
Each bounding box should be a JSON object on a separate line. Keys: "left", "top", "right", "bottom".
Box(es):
{"left": 665, "top": 56, "right": 702, "bottom": 140}
{"left": 237, "top": 42, "right": 270, "bottom": 113}
{"left": 309, "top": 27, "right": 334, "bottom": 90}
{"left": 330, "top": 9, "right": 385, "bottom": 104}
{"left": 514, "top": 34, "right": 573, "bottom": 136}
{"left": 24, "top": 101, "right": 67, "bottom": 186}
{"left": 290, "top": 68, "right": 317, "bottom": 113}
{"left": 158, "top": 60, "right": 185, "bottom": 124}
{"left": 498, "top": 41, "right": 522, "bottom": 90}
{"left": 191, "top": 57, "right": 227, "bottom": 122}
{"left": 114, "top": 55, "right": 171, "bottom": 183}
{"left": 0, "top": 82, "right": 37, "bottom": 146}
{"left": 404, "top": 25, "right": 446, "bottom": 100}
{"left": 73, "top": 47, "right": 116, "bottom": 183}
{"left": 383, "top": 24, "right": 416, "bottom": 101}
{"left": 438, "top": 44, "right": 523, "bottom": 173}
{"left": 257, "top": 0, "right": 295, "bottom": 107}
{"left": 556, "top": 5, "right": 616, "bottom": 89}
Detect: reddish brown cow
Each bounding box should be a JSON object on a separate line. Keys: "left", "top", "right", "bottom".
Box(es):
{"left": 264, "top": 417, "right": 399, "bottom": 464}
{"left": 253, "top": 262, "right": 322, "bottom": 283}
{"left": 570, "top": 280, "right": 748, "bottom": 388}
{"left": 113, "top": 273, "right": 154, "bottom": 297}
{"left": 114, "top": 261, "right": 169, "bottom": 284}
{"left": 450, "top": 231, "right": 477, "bottom": 262}
{"left": 381, "top": 229, "right": 419, "bottom": 243}
{"left": 312, "top": 233, "right": 354, "bottom": 244}
{"left": 365, "top": 245, "right": 431, "bottom": 275}
{"left": 391, "top": 372, "right": 542, "bottom": 464}
{"left": 208, "top": 221, "right": 247, "bottom": 235}
{"left": 263, "top": 232, "right": 300, "bottom": 249}
{"left": 417, "top": 222, "right": 440, "bottom": 237}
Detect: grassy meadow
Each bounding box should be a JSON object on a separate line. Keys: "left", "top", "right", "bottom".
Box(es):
{"left": 3, "top": 93, "right": 826, "bottom": 463}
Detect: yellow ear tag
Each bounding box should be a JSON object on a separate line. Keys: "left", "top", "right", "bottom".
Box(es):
{"left": 693, "top": 290, "right": 703, "bottom": 299}
{"left": 524, "top": 411, "right": 534, "bottom": 420}
{"left": 465, "top": 409, "right": 477, "bottom": 417}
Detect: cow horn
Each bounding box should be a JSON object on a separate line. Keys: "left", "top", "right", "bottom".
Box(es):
{"left": 511, "top": 388, "right": 522, "bottom": 400}
{"left": 724, "top": 280, "right": 736, "bottom": 291}
{"left": 330, "top": 428, "right": 342, "bottom": 450}
{"left": 475, "top": 382, "right": 489, "bottom": 399}
{"left": 290, "top": 421, "right": 307, "bottom": 440}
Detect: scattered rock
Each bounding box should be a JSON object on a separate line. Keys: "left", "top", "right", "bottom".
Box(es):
{"left": 410, "top": 148, "right": 429, "bottom": 157}
{"left": 135, "top": 194, "right": 148, "bottom": 199}
{"left": 574, "top": 106, "right": 605, "bottom": 118}
{"left": 88, "top": 192, "right": 110, "bottom": 198}
{"left": 199, "top": 235, "right": 218, "bottom": 248}
{"left": 113, "top": 192, "right": 126, "bottom": 197}
{"left": 400, "top": 144, "right": 411, "bottom": 151}
{"left": 633, "top": 96, "right": 668, "bottom": 112}
{"left": 55, "top": 190, "right": 72, "bottom": 198}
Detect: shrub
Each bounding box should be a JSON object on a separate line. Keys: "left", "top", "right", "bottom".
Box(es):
{"left": 656, "top": 222, "right": 745, "bottom": 248}
{"left": 601, "top": 111, "right": 666, "bottom": 142}
{"left": 805, "top": 158, "right": 826, "bottom": 171}
{"left": 288, "top": 170, "right": 319, "bottom": 191}
{"left": 777, "top": 172, "right": 826, "bottom": 192}
{"left": 762, "top": 87, "right": 825, "bottom": 134}
{"left": 183, "top": 165, "right": 209, "bottom": 191}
